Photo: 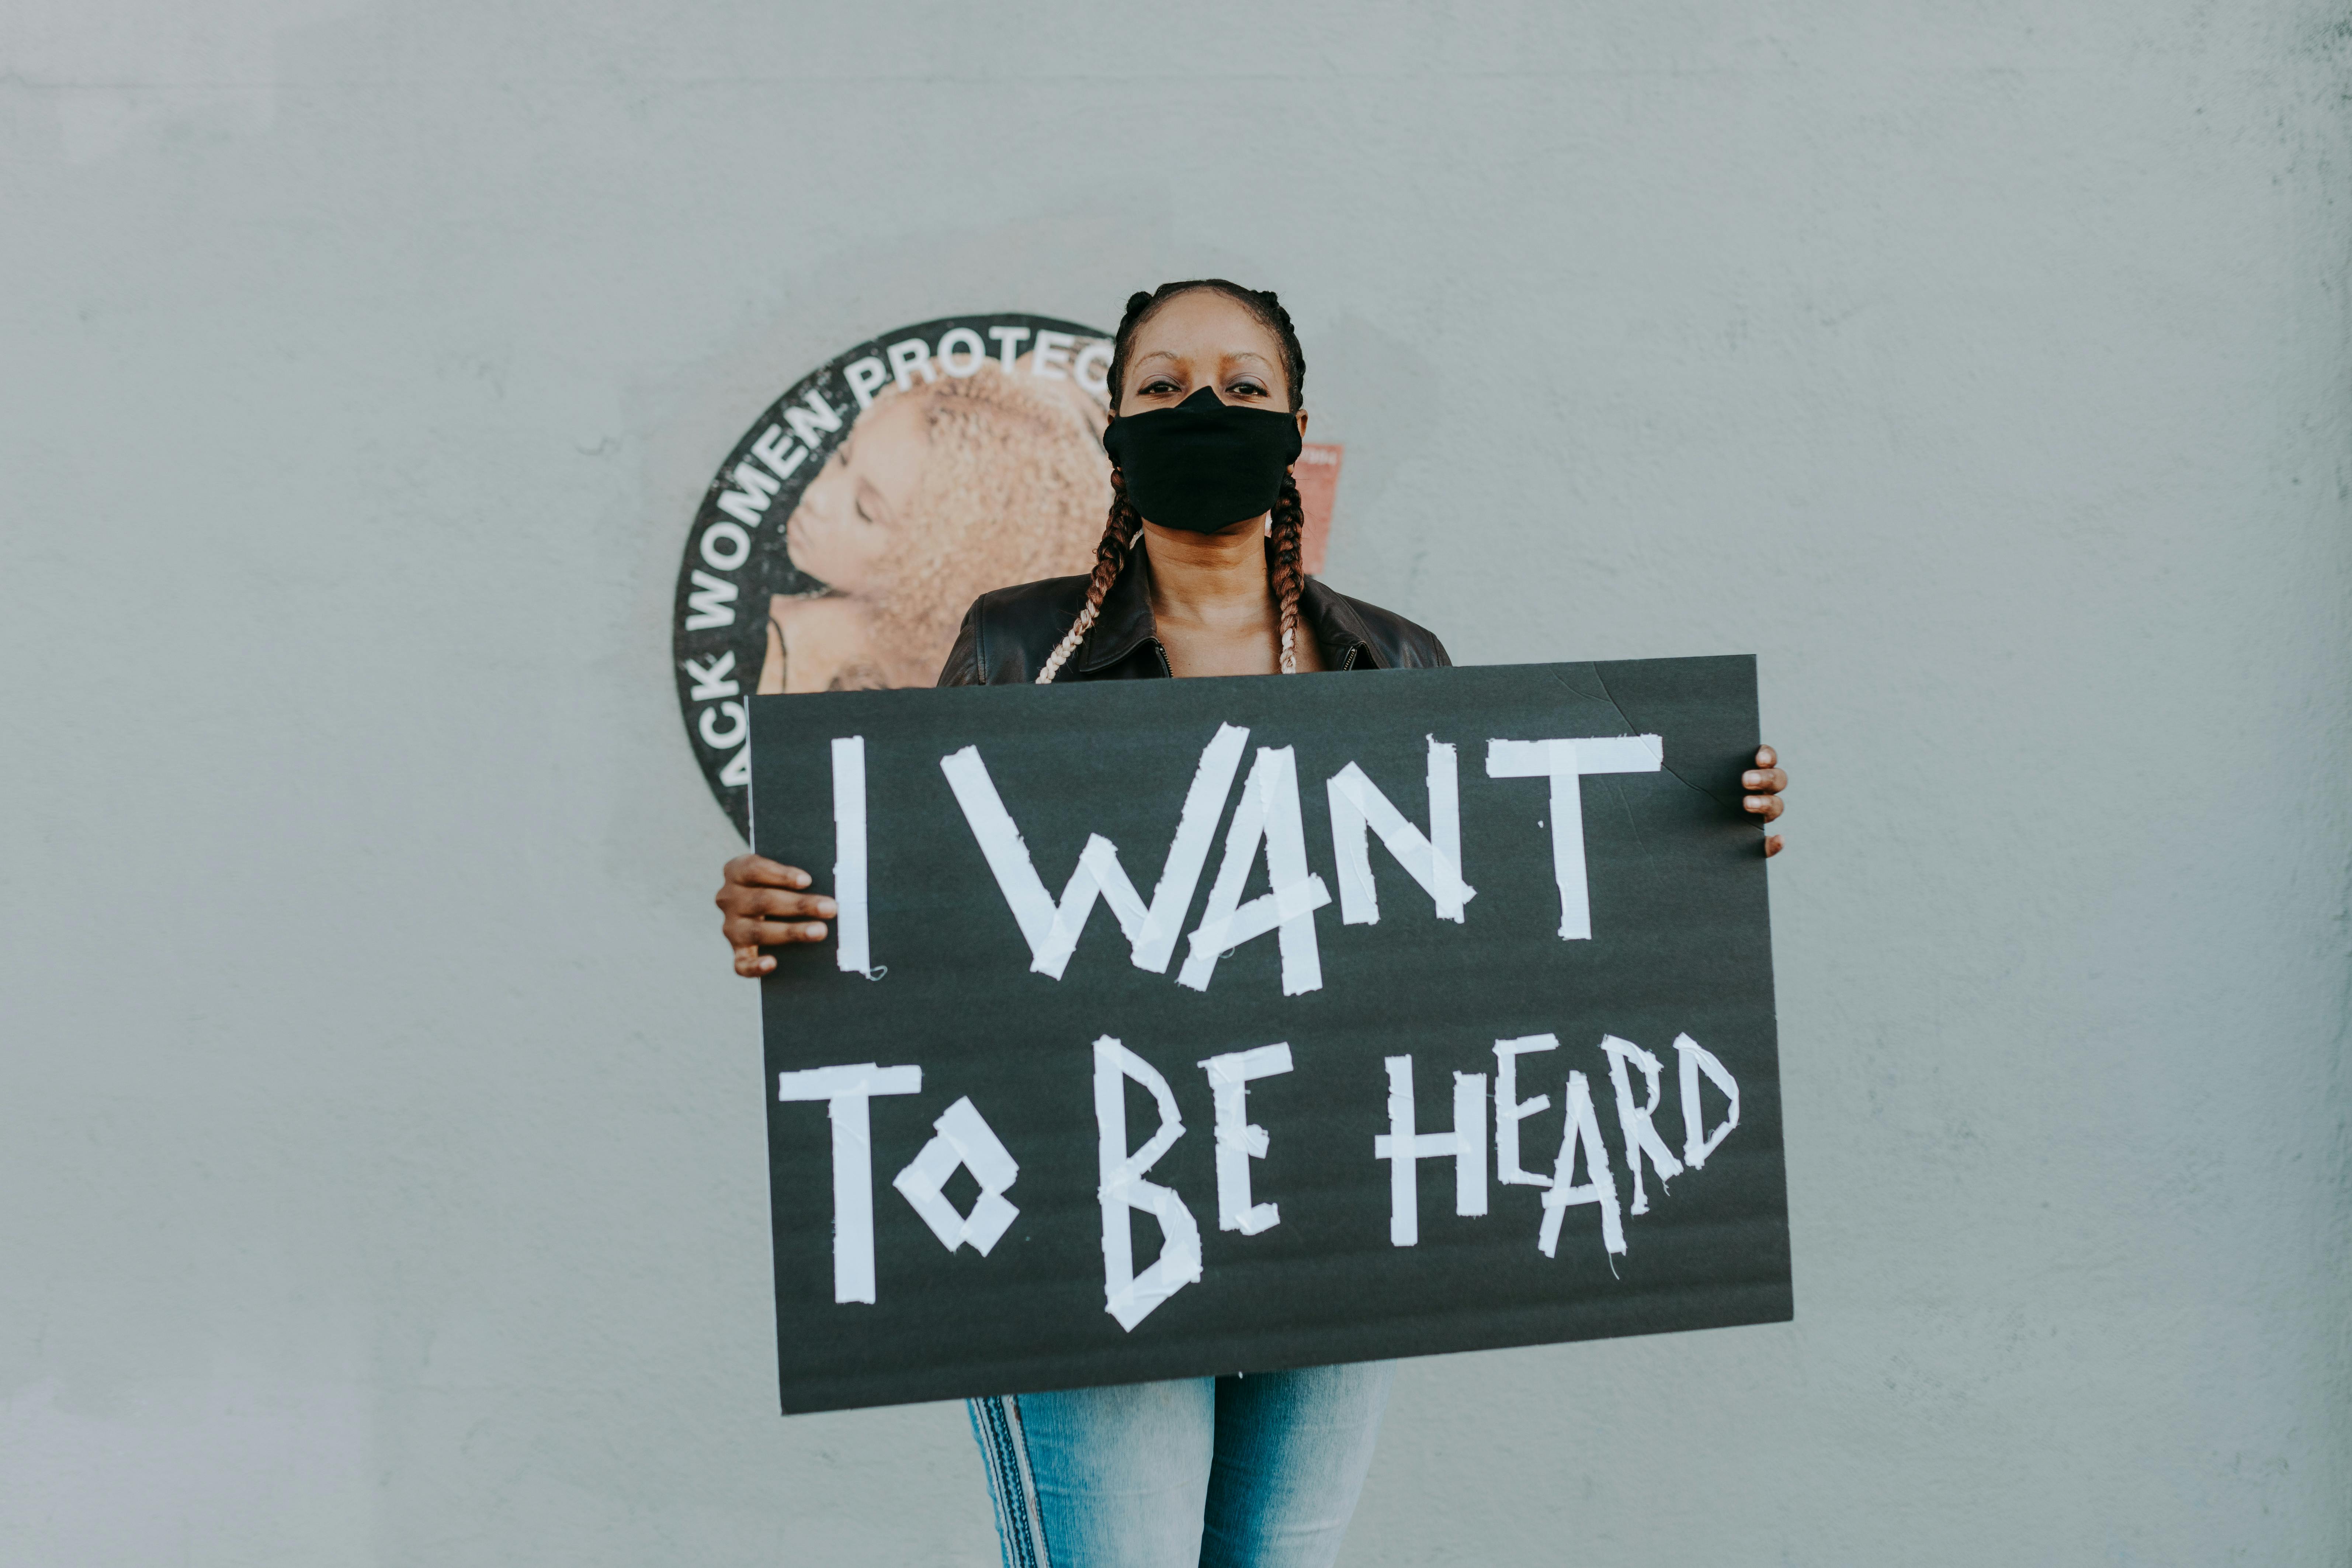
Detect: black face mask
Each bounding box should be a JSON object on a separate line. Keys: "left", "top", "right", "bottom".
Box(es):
{"left": 1102, "top": 385, "right": 1303, "bottom": 534}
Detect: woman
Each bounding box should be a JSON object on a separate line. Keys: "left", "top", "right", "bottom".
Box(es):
{"left": 758, "top": 353, "right": 1112, "bottom": 693}
{"left": 717, "top": 280, "right": 1791, "bottom": 1568}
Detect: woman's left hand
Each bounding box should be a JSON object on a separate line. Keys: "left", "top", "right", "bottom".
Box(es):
{"left": 1743, "top": 745, "right": 1789, "bottom": 857}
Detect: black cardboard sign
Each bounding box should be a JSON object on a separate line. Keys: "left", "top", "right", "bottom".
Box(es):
{"left": 751, "top": 657, "right": 1789, "bottom": 1414}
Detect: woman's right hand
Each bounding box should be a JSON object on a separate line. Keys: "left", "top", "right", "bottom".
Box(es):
{"left": 717, "top": 855, "right": 836, "bottom": 977}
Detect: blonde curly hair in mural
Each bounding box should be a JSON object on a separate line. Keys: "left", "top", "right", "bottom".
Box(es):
{"left": 759, "top": 353, "right": 1110, "bottom": 693}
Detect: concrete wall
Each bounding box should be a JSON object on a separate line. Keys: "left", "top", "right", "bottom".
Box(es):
{"left": 4, "top": 3, "right": 2346, "bottom": 1562}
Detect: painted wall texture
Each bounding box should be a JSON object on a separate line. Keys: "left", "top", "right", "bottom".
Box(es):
{"left": 3, "top": 3, "right": 2346, "bottom": 1564}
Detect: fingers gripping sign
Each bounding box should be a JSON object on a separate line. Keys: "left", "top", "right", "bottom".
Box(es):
{"left": 1743, "top": 743, "right": 1789, "bottom": 857}
{"left": 718, "top": 854, "right": 837, "bottom": 975}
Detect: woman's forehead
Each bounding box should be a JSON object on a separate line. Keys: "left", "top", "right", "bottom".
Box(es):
{"left": 1130, "top": 342, "right": 1276, "bottom": 370}
{"left": 1129, "top": 291, "right": 1283, "bottom": 365}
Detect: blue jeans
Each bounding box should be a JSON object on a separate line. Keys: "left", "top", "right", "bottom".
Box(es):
{"left": 966, "top": 1362, "right": 1394, "bottom": 1568}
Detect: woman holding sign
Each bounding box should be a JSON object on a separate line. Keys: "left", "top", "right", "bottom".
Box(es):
{"left": 718, "top": 281, "right": 1789, "bottom": 1568}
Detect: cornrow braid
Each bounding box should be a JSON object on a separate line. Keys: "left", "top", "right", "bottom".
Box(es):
{"left": 1269, "top": 472, "right": 1308, "bottom": 676}
{"left": 1045, "top": 278, "right": 1312, "bottom": 680}
{"left": 1035, "top": 466, "right": 1143, "bottom": 683}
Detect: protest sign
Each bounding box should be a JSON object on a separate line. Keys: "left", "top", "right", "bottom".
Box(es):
{"left": 751, "top": 657, "right": 1787, "bottom": 1413}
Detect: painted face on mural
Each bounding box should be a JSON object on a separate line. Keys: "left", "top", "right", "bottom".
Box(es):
{"left": 758, "top": 354, "right": 1116, "bottom": 696}
{"left": 784, "top": 392, "right": 927, "bottom": 594}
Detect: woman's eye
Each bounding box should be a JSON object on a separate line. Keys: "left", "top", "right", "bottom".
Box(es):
{"left": 1228, "top": 380, "right": 1266, "bottom": 397}
{"left": 1142, "top": 378, "right": 1179, "bottom": 395}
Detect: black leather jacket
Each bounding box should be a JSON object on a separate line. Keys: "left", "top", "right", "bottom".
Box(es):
{"left": 937, "top": 543, "right": 1450, "bottom": 686}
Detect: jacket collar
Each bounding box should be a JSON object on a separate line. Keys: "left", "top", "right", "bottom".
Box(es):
{"left": 1073, "top": 538, "right": 1387, "bottom": 674}
{"left": 1298, "top": 575, "right": 1385, "bottom": 669}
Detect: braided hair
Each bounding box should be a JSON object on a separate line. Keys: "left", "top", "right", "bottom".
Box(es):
{"left": 1035, "top": 280, "right": 1310, "bottom": 683}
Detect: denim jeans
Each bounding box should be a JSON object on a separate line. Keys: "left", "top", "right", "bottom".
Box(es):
{"left": 967, "top": 1361, "right": 1394, "bottom": 1568}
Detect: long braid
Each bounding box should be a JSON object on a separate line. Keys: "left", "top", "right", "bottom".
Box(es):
{"left": 1035, "top": 468, "right": 1142, "bottom": 683}
{"left": 1038, "top": 289, "right": 1158, "bottom": 684}
{"left": 1269, "top": 472, "right": 1307, "bottom": 675}
{"left": 1050, "top": 278, "right": 1312, "bottom": 677}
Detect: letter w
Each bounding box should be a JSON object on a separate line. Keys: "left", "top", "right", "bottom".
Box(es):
{"left": 940, "top": 725, "right": 1249, "bottom": 979}
{"left": 714, "top": 461, "right": 781, "bottom": 526}
{"left": 683, "top": 569, "right": 737, "bottom": 630}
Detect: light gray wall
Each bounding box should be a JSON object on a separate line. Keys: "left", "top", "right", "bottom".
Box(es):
{"left": 3, "top": 3, "right": 2345, "bottom": 1563}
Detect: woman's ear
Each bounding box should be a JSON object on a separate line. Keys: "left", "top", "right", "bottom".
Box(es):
{"left": 1294, "top": 409, "right": 1310, "bottom": 439}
